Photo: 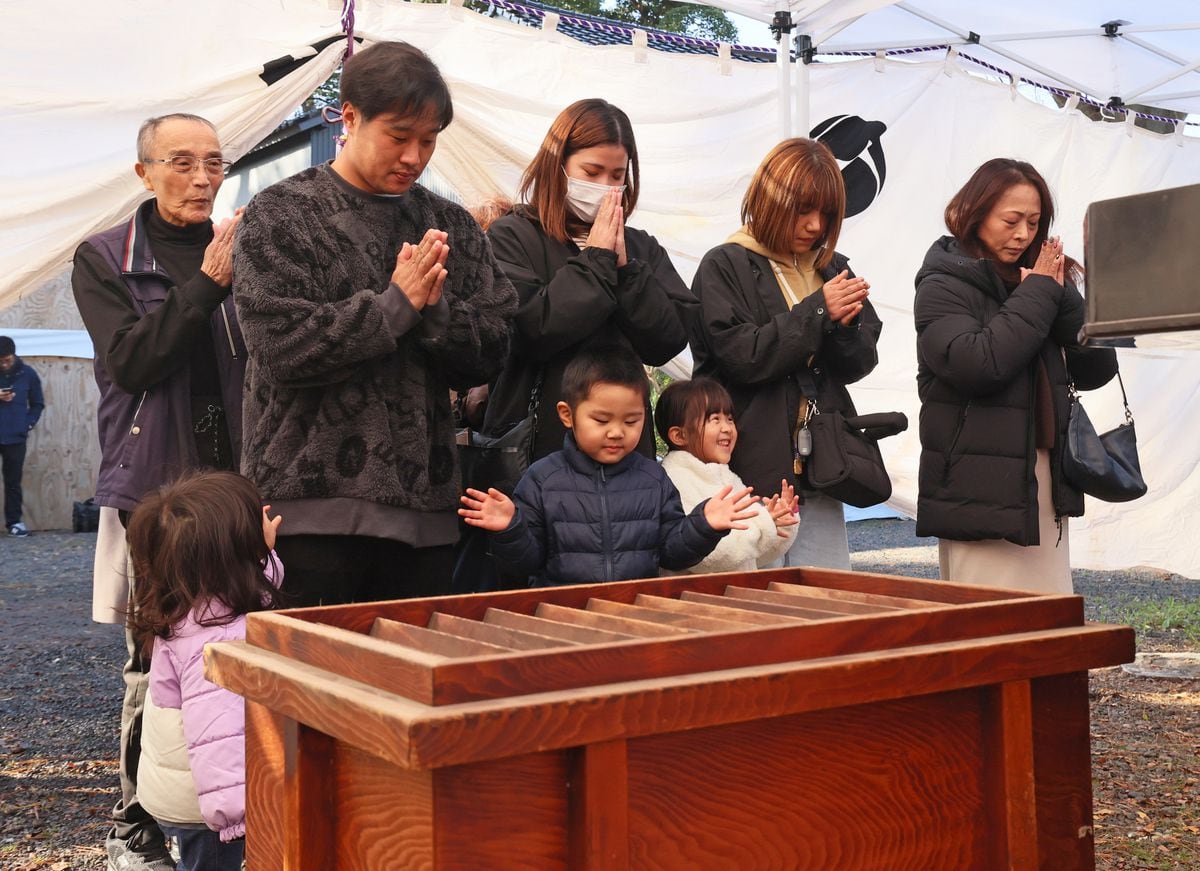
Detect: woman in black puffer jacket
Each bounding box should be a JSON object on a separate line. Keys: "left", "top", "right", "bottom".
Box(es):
{"left": 914, "top": 158, "right": 1117, "bottom": 592}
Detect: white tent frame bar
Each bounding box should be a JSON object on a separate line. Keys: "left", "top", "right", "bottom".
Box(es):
{"left": 1119, "top": 23, "right": 1200, "bottom": 34}
{"left": 819, "top": 37, "right": 967, "bottom": 51}
{"left": 1123, "top": 34, "right": 1192, "bottom": 66}
{"left": 812, "top": 15, "right": 865, "bottom": 45}
{"left": 817, "top": 3, "right": 1200, "bottom": 109}
{"left": 1124, "top": 56, "right": 1200, "bottom": 102}
{"left": 1117, "top": 33, "right": 1200, "bottom": 104}
{"left": 767, "top": 3, "right": 1200, "bottom": 147}
{"left": 885, "top": 2, "right": 1101, "bottom": 97}
{"left": 1149, "top": 88, "right": 1200, "bottom": 102}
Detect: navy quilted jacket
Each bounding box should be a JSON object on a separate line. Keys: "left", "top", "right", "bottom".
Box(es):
{"left": 491, "top": 434, "right": 726, "bottom": 586}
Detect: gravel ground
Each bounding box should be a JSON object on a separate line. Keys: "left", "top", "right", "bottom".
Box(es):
{"left": 0, "top": 521, "right": 1196, "bottom": 869}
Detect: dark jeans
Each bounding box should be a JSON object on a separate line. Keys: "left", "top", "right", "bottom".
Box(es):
{"left": 1, "top": 441, "right": 25, "bottom": 527}
{"left": 272, "top": 535, "right": 456, "bottom": 607}
{"left": 159, "top": 824, "right": 244, "bottom": 871}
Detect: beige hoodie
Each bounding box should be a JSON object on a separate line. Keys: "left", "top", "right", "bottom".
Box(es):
{"left": 725, "top": 225, "right": 823, "bottom": 306}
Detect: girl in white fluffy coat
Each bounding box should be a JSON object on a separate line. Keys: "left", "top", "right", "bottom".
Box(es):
{"left": 655, "top": 377, "right": 798, "bottom": 573}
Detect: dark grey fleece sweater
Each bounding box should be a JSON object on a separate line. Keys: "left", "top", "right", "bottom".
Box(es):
{"left": 233, "top": 165, "right": 516, "bottom": 518}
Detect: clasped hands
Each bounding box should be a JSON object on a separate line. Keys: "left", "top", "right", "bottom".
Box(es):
{"left": 392, "top": 228, "right": 450, "bottom": 311}
{"left": 1020, "top": 236, "right": 1066, "bottom": 285}
{"left": 584, "top": 190, "right": 628, "bottom": 268}
{"left": 822, "top": 270, "right": 870, "bottom": 326}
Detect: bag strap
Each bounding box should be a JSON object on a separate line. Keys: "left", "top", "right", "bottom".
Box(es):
{"left": 1068, "top": 370, "right": 1133, "bottom": 425}
{"left": 1115, "top": 371, "right": 1133, "bottom": 425}
{"left": 528, "top": 370, "right": 544, "bottom": 428}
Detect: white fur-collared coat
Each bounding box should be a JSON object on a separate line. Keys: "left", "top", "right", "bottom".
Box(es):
{"left": 660, "top": 449, "right": 795, "bottom": 575}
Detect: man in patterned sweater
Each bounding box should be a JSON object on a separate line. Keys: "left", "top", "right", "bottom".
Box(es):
{"left": 233, "top": 42, "right": 516, "bottom": 604}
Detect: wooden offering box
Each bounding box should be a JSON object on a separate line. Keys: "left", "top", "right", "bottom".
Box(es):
{"left": 206, "top": 568, "right": 1134, "bottom": 870}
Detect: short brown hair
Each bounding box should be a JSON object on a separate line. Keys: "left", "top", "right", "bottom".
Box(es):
{"left": 519, "top": 99, "right": 639, "bottom": 243}
{"left": 944, "top": 158, "right": 1075, "bottom": 278}
{"left": 741, "top": 138, "right": 845, "bottom": 270}
{"left": 654, "top": 377, "right": 734, "bottom": 454}
{"left": 340, "top": 41, "right": 452, "bottom": 128}
{"left": 127, "top": 471, "right": 278, "bottom": 654}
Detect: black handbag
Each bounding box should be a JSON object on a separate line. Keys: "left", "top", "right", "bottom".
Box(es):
{"left": 1062, "top": 372, "right": 1146, "bottom": 503}
{"left": 457, "top": 373, "right": 542, "bottom": 496}
{"left": 72, "top": 497, "right": 101, "bottom": 533}
{"left": 802, "top": 406, "right": 908, "bottom": 508}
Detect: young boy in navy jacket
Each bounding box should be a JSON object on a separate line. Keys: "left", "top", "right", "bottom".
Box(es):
{"left": 460, "top": 345, "right": 757, "bottom": 586}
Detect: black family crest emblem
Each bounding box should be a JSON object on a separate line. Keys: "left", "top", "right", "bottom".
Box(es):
{"left": 810, "top": 115, "right": 887, "bottom": 218}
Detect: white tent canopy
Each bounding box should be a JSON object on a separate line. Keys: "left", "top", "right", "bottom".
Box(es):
{"left": 700, "top": 1, "right": 1200, "bottom": 138}
{"left": 2, "top": 0, "right": 1199, "bottom": 577}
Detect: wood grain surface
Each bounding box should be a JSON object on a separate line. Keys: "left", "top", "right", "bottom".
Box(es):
{"left": 220, "top": 570, "right": 1131, "bottom": 870}
{"left": 624, "top": 691, "right": 990, "bottom": 869}
{"left": 209, "top": 625, "right": 1133, "bottom": 773}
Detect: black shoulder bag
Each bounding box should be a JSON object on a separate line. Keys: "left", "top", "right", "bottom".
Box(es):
{"left": 457, "top": 373, "right": 542, "bottom": 496}
{"left": 792, "top": 364, "right": 907, "bottom": 509}
{"left": 1062, "top": 371, "right": 1146, "bottom": 503}
{"left": 801, "top": 402, "right": 908, "bottom": 508}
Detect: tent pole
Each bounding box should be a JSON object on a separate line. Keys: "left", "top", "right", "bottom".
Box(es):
{"left": 777, "top": 38, "right": 792, "bottom": 139}
{"left": 795, "top": 34, "right": 812, "bottom": 138}
{"left": 772, "top": 11, "right": 794, "bottom": 140}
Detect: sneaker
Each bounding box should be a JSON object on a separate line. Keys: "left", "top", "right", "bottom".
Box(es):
{"left": 105, "top": 836, "right": 177, "bottom": 871}
{"left": 8, "top": 522, "right": 27, "bottom": 537}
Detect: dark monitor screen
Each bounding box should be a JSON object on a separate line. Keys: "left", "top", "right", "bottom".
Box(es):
{"left": 1083, "top": 182, "right": 1200, "bottom": 340}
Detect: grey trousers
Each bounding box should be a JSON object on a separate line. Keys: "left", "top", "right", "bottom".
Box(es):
{"left": 764, "top": 490, "right": 851, "bottom": 570}
{"left": 110, "top": 582, "right": 166, "bottom": 850}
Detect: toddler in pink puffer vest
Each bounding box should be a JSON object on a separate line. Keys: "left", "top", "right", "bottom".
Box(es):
{"left": 127, "top": 471, "right": 284, "bottom": 870}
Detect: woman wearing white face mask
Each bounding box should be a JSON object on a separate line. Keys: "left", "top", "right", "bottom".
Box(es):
{"left": 483, "top": 98, "right": 696, "bottom": 463}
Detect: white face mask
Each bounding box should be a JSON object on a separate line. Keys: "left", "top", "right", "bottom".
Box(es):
{"left": 563, "top": 172, "right": 625, "bottom": 223}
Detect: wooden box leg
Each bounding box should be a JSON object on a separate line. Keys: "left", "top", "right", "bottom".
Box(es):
{"left": 983, "top": 680, "right": 1039, "bottom": 870}
{"left": 1031, "top": 672, "right": 1096, "bottom": 871}
{"left": 569, "top": 739, "right": 629, "bottom": 870}
{"left": 282, "top": 717, "right": 337, "bottom": 870}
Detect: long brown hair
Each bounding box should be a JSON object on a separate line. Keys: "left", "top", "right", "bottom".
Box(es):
{"left": 945, "top": 157, "right": 1080, "bottom": 282}
{"left": 741, "top": 138, "right": 845, "bottom": 270}
{"left": 127, "top": 471, "right": 278, "bottom": 654}
{"left": 518, "top": 99, "right": 639, "bottom": 242}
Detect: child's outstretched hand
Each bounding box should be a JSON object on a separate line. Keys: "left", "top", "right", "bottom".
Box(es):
{"left": 459, "top": 487, "right": 516, "bottom": 531}
{"left": 764, "top": 479, "right": 800, "bottom": 537}
{"left": 703, "top": 484, "right": 758, "bottom": 531}
{"left": 262, "top": 505, "right": 282, "bottom": 550}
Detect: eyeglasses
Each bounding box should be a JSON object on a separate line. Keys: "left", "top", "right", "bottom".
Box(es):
{"left": 144, "top": 156, "right": 233, "bottom": 176}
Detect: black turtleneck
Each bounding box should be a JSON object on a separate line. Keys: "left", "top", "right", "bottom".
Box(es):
{"left": 145, "top": 210, "right": 222, "bottom": 400}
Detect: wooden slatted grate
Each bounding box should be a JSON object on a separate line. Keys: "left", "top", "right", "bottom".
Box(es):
{"left": 366, "top": 581, "right": 944, "bottom": 659}
{"left": 245, "top": 567, "right": 1070, "bottom": 706}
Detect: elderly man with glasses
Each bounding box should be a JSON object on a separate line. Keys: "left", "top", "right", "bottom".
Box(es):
{"left": 71, "top": 113, "right": 246, "bottom": 871}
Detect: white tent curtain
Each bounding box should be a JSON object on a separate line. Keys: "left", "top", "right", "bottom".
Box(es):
{"left": 2, "top": 0, "right": 1199, "bottom": 576}
{"left": 0, "top": 0, "right": 349, "bottom": 310}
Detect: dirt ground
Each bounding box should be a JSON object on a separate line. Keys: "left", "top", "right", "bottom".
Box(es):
{"left": 0, "top": 526, "right": 1196, "bottom": 869}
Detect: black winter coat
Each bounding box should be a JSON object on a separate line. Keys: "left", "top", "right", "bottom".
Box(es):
{"left": 490, "top": 434, "right": 725, "bottom": 586}
{"left": 913, "top": 236, "right": 1118, "bottom": 545}
{"left": 484, "top": 211, "right": 696, "bottom": 462}
{"left": 690, "top": 243, "right": 881, "bottom": 499}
